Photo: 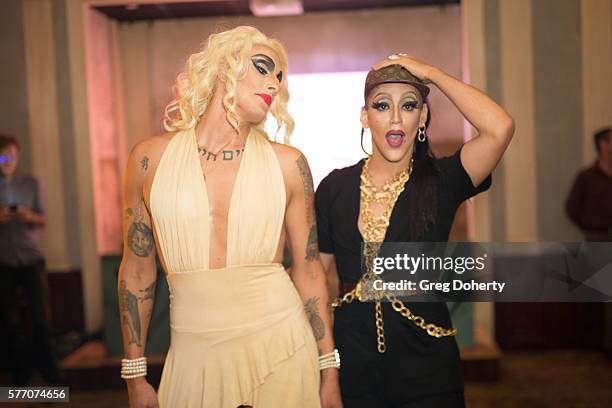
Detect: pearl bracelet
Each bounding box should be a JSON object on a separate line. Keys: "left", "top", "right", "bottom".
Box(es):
{"left": 122, "top": 372, "right": 147, "bottom": 379}
{"left": 318, "top": 349, "right": 340, "bottom": 370}
{"left": 121, "top": 357, "right": 148, "bottom": 379}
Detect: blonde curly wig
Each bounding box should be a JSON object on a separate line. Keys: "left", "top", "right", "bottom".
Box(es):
{"left": 163, "top": 26, "right": 294, "bottom": 144}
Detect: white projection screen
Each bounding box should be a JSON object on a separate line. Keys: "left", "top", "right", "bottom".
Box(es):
{"left": 265, "top": 71, "right": 369, "bottom": 188}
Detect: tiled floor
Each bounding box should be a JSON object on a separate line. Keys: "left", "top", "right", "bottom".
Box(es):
{"left": 1, "top": 350, "right": 611, "bottom": 407}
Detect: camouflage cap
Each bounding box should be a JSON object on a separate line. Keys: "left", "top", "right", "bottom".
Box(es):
{"left": 364, "top": 64, "right": 430, "bottom": 100}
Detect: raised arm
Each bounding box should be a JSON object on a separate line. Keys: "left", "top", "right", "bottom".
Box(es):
{"left": 373, "top": 55, "right": 515, "bottom": 187}
{"left": 281, "top": 148, "right": 342, "bottom": 408}
{"left": 118, "top": 141, "right": 159, "bottom": 407}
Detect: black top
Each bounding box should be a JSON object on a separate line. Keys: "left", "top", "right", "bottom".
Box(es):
{"left": 316, "top": 147, "right": 491, "bottom": 402}
{"left": 315, "top": 147, "right": 492, "bottom": 283}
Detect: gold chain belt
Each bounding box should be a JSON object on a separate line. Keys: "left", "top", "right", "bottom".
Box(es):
{"left": 332, "top": 283, "right": 457, "bottom": 353}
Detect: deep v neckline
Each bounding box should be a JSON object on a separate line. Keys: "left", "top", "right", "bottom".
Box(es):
{"left": 191, "top": 128, "right": 250, "bottom": 268}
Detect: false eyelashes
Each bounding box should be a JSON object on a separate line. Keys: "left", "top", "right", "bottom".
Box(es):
{"left": 252, "top": 60, "right": 269, "bottom": 75}
{"left": 251, "top": 57, "right": 283, "bottom": 83}
{"left": 371, "top": 101, "right": 420, "bottom": 111}
{"left": 372, "top": 101, "right": 388, "bottom": 110}
{"left": 403, "top": 101, "right": 419, "bottom": 110}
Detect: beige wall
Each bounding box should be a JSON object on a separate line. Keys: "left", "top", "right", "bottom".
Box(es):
{"left": 500, "top": 0, "right": 538, "bottom": 241}
{"left": 581, "top": 0, "right": 612, "bottom": 166}
{"left": 22, "top": 0, "right": 71, "bottom": 268}
{"left": 0, "top": 1, "right": 31, "bottom": 172}
{"left": 467, "top": 0, "right": 612, "bottom": 242}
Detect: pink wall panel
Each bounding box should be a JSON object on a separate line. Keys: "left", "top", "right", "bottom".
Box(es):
{"left": 85, "top": 9, "right": 122, "bottom": 255}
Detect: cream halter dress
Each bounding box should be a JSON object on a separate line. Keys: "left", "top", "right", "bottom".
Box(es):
{"left": 151, "top": 128, "right": 320, "bottom": 407}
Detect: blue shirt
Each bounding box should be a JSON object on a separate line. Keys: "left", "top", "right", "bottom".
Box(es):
{"left": 0, "top": 173, "right": 44, "bottom": 266}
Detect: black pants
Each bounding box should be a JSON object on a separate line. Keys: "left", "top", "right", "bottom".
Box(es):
{"left": 342, "top": 392, "right": 465, "bottom": 408}
{"left": 0, "top": 260, "right": 59, "bottom": 385}
{"left": 334, "top": 301, "right": 465, "bottom": 408}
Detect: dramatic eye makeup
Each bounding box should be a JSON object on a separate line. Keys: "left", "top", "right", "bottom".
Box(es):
{"left": 401, "top": 91, "right": 421, "bottom": 111}
{"left": 371, "top": 92, "right": 390, "bottom": 110}
{"left": 372, "top": 100, "right": 390, "bottom": 110}
{"left": 402, "top": 100, "right": 419, "bottom": 111}
{"left": 371, "top": 91, "right": 421, "bottom": 111}
{"left": 251, "top": 54, "right": 282, "bottom": 82}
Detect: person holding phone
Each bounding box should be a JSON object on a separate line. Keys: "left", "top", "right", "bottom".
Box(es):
{"left": 0, "top": 133, "right": 61, "bottom": 386}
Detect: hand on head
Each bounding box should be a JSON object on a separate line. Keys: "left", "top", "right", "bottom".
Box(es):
{"left": 371, "top": 54, "right": 435, "bottom": 84}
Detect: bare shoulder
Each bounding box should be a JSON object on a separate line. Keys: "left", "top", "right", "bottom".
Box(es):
{"left": 269, "top": 141, "right": 314, "bottom": 203}
{"left": 129, "top": 133, "right": 174, "bottom": 164}
{"left": 269, "top": 141, "right": 309, "bottom": 173}
{"left": 125, "top": 133, "right": 175, "bottom": 176}
{"left": 124, "top": 133, "right": 176, "bottom": 200}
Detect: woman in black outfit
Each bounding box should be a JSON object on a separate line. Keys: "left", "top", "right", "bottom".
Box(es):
{"left": 315, "top": 55, "right": 514, "bottom": 407}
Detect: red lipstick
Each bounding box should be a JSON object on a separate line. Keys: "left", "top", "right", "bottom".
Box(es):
{"left": 256, "top": 93, "right": 272, "bottom": 106}
{"left": 385, "top": 130, "right": 406, "bottom": 148}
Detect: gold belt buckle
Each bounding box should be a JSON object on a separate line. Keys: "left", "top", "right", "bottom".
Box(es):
{"left": 356, "top": 279, "right": 383, "bottom": 302}
{"left": 355, "top": 281, "right": 364, "bottom": 301}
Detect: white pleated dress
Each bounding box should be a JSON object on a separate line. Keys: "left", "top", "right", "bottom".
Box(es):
{"left": 150, "top": 128, "right": 321, "bottom": 408}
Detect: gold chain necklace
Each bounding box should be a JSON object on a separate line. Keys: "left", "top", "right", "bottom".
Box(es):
{"left": 356, "top": 157, "right": 410, "bottom": 303}
{"left": 332, "top": 156, "right": 457, "bottom": 353}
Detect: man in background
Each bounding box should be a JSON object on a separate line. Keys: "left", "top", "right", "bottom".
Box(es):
{"left": 566, "top": 127, "right": 612, "bottom": 242}
{"left": 566, "top": 127, "right": 612, "bottom": 359}
{"left": 0, "top": 134, "right": 61, "bottom": 385}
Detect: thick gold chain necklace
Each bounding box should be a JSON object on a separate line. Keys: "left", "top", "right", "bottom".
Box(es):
{"left": 360, "top": 157, "right": 411, "bottom": 243}
{"left": 357, "top": 157, "right": 411, "bottom": 303}
{"left": 332, "top": 155, "right": 456, "bottom": 353}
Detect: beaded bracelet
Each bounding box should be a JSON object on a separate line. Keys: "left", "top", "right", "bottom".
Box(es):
{"left": 318, "top": 349, "right": 340, "bottom": 370}
{"left": 121, "top": 357, "right": 148, "bottom": 379}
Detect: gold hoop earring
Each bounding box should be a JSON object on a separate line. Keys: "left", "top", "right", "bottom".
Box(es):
{"left": 417, "top": 126, "right": 426, "bottom": 143}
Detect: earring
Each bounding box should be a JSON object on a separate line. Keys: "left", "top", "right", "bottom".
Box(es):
{"left": 361, "top": 128, "right": 371, "bottom": 156}
{"left": 417, "top": 126, "right": 427, "bottom": 143}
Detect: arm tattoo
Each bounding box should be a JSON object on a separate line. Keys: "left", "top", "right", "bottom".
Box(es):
{"left": 306, "top": 224, "right": 319, "bottom": 262}
{"left": 127, "top": 197, "right": 154, "bottom": 257}
{"left": 119, "top": 279, "right": 156, "bottom": 347}
{"left": 139, "top": 280, "right": 156, "bottom": 301}
{"left": 119, "top": 279, "right": 142, "bottom": 346}
{"left": 140, "top": 156, "right": 149, "bottom": 171}
{"left": 304, "top": 297, "right": 325, "bottom": 341}
{"left": 296, "top": 155, "right": 314, "bottom": 220}
{"left": 296, "top": 155, "right": 319, "bottom": 261}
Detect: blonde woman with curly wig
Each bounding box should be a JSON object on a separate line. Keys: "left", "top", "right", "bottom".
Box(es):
{"left": 117, "top": 26, "right": 342, "bottom": 408}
